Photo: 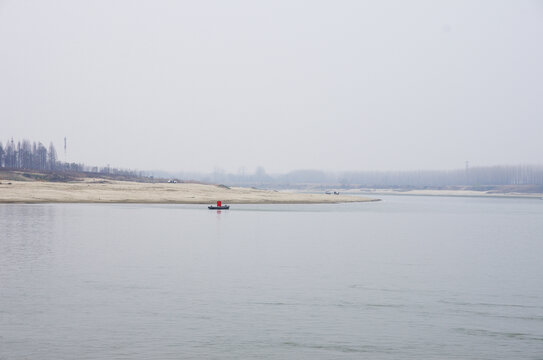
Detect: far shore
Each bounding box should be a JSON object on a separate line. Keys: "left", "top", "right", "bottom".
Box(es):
{"left": 0, "top": 180, "right": 378, "bottom": 204}
{"left": 355, "top": 188, "right": 543, "bottom": 199}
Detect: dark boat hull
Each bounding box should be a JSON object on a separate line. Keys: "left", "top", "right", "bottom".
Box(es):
{"left": 208, "top": 205, "right": 230, "bottom": 210}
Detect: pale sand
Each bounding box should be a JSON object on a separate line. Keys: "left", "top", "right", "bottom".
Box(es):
{"left": 0, "top": 180, "right": 377, "bottom": 204}
{"left": 358, "top": 188, "right": 543, "bottom": 198}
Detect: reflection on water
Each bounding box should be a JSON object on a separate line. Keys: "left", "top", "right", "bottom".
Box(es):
{"left": 1, "top": 197, "right": 543, "bottom": 359}
{"left": 0, "top": 205, "right": 57, "bottom": 267}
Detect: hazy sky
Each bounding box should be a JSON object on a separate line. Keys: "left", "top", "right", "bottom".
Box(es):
{"left": 1, "top": 0, "right": 542, "bottom": 173}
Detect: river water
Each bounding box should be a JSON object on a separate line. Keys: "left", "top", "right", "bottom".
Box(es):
{"left": 1, "top": 196, "right": 542, "bottom": 359}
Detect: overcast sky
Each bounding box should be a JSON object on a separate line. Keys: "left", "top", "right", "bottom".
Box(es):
{"left": 1, "top": 0, "right": 542, "bottom": 173}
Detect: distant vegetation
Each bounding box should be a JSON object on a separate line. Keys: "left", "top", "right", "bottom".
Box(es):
{"left": 0, "top": 138, "right": 147, "bottom": 179}
{"left": 178, "top": 166, "right": 543, "bottom": 190}
{"left": 337, "top": 166, "right": 543, "bottom": 187}
{"left": 2, "top": 138, "right": 542, "bottom": 189}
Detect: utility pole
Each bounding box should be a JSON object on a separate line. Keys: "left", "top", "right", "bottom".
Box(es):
{"left": 64, "top": 137, "right": 67, "bottom": 163}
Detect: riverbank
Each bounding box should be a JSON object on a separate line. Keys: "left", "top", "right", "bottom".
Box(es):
{"left": 0, "top": 180, "right": 377, "bottom": 204}
{"left": 356, "top": 188, "right": 543, "bottom": 199}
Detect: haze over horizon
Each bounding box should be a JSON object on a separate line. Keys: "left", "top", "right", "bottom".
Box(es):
{"left": 1, "top": 1, "right": 542, "bottom": 173}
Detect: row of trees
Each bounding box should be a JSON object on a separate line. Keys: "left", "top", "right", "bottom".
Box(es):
{"left": 180, "top": 165, "right": 543, "bottom": 188}
{"left": 0, "top": 138, "right": 145, "bottom": 177}
{"left": 338, "top": 165, "right": 543, "bottom": 187}
{"left": 3, "top": 138, "right": 542, "bottom": 187}
{"left": 0, "top": 139, "right": 59, "bottom": 170}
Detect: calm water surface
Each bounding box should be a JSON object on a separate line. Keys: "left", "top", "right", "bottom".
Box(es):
{"left": 1, "top": 196, "right": 542, "bottom": 359}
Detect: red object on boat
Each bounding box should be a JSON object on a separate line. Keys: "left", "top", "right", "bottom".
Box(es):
{"left": 217, "top": 201, "right": 222, "bottom": 207}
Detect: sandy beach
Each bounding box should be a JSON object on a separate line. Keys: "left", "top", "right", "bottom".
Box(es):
{"left": 0, "top": 180, "right": 377, "bottom": 204}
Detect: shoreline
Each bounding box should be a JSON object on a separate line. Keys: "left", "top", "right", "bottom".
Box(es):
{"left": 0, "top": 180, "right": 378, "bottom": 204}
{"left": 357, "top": 189, "right": 543, "bottom": 199}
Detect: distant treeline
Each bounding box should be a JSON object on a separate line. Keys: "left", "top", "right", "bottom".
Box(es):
{"left": 338, "top": 166, "right": 543, "bottom": 187}
{"left": 0, "top": 138, "right": 146, "bottom": 177}
{"left": 178, "top": 165, "right": 543, "bottom": 188}
{"left": 3, "top": 138, "right": 542, "bottom": 187}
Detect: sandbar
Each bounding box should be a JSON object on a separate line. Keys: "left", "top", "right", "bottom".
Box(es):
{"left": 0, "top": 180, "right": 377, "bottom": 204}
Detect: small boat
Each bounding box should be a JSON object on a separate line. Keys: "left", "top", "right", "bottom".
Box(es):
{"left": 208, "top": 201, "right": 230, "bottom": 210}
{"left": 208, "top": 205, "right": 230, "bottom": 210}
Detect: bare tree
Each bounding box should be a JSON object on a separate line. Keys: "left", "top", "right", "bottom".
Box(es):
{"left": 0, "top": 142, "right": 4, "bottom": 167}
{"left": 47, "top": 142, "right": 57, "bottom": 170}
{"left": 36, "top": 143, "right": 47, "bottom": 170}
{"left": 4, "top": 139, "right": 16, "bottom": 168}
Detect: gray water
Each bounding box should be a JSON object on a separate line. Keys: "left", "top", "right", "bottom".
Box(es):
{"left": 1, "top": 196, "right": 542, "bottom": 359}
